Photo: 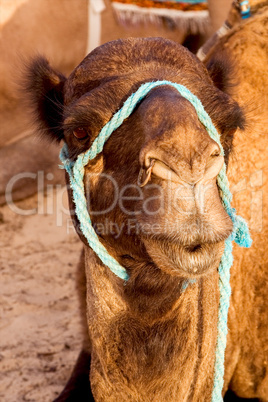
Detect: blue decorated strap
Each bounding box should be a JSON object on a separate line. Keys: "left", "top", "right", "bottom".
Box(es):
{"left": 239, "top": 0, "right": 251, "bottom": 19}
{"left": 153, "top": 0, "right": 206, "bottom": 3}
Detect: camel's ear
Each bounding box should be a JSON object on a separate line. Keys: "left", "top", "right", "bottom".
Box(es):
{"left": 204, "top": 52, "right": 246, "bottom": 163}
{"left": 204, "top": 52, "right": 246, "bottom": 136}
{"left": 25, "top": 56, "right": 66, "bottom": 142}
{"left": 205, "top": 51, "right": 237, "bottom": 95}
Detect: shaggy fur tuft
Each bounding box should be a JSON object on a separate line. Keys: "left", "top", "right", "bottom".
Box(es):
{"left": 24, "top": 56, "right": 66, "bottom": 142}
{"left": 206, "top": 51, "right": 238, "bottom": 95}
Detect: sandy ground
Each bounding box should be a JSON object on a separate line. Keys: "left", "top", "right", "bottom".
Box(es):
{"left": 0, "top": 187, "right": 83, "bottom": 401}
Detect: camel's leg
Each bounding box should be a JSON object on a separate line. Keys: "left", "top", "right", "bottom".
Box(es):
{"left": 207, "top": 0, "right": 233, "bottom": 34}
{"left": 54, "top": 250, "right": 94, "bottom": 401}
{"left": 53, "top": 349, "right": 93, "bottom": 402}
{"left": 0, "top": 133, "right": 64, "bottom": 205}
{"left": 224, "top": 390, "right": 259, "bottom": 401}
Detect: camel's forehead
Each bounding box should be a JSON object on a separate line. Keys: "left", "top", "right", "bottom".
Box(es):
{"left": 64, "top": 38, "right": 209, "bottom": 106}
{"left": 65, "top": 38, "right": 203, "bottom": 92}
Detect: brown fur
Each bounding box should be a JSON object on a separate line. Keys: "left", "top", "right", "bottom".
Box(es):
{"left": 85, "top": 249, "right": 218, "bottom": 401}
{"left": 24, "top": 6, "right": 268, "bottom": 399}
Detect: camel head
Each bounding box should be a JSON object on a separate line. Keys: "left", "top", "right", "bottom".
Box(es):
{"left": 26, "top": 38, "right": 245, "bottom": 281}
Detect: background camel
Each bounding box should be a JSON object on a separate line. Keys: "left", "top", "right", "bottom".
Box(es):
{"left": 204, "top": 4, "right": 268, "bottom": 399}
{"left": 24, "top": 3, "right": 268, "bottom": 399}
{"left": 0, "top": 0, "right": 233, "bottom": 205}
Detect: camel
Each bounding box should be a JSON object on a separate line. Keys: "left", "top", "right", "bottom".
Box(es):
{"left": 23, "top": 3, "right": 268, "bottom": 401}
{"left": 24, "top": 3, "right": 267, "bottom": 402}
{"left": 0, "top": 0, "right": 233, "bottom": 205}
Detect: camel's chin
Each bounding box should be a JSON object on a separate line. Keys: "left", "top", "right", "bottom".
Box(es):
{"left": 144, "top": 238, "right": 225, "bottom": 278}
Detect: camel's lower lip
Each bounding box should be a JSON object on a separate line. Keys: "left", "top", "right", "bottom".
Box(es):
{"left": 143, "top": 237, "right": 224, "bottom": 277}
{"left": 172, "top": 243, "right": 220, "bottom": 274}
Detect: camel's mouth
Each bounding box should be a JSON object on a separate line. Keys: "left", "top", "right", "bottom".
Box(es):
{"left": 144, "top": 237, "right": 225, "bottom": 277}
{"left": 172, "top": 242, "right": 224, "bottom": 276}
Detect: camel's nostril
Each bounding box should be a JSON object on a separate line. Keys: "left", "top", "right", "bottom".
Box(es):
{"left": 203, "top": 153, "right": 224, "bottom": 182}
{"left": 211, "top": 151, "right": 220, "bottom": 158}
{"left": 137, "top": 159, "right": 155, "bottom": 187}
{"left": 209, "top": 144, "right": 221, "bottom": 159}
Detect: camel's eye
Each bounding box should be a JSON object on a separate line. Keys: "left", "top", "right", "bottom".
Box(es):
{"left": 73, "top": 128, "right": 88, "bottom": 140}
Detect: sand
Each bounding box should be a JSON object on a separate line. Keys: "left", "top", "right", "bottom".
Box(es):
{"left": 0, "top": 188, "right": 83, "bottom": 401}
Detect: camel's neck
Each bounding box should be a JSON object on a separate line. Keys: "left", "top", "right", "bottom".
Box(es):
{"left": 85, "top": 247, "right": 219, "bottom": 401}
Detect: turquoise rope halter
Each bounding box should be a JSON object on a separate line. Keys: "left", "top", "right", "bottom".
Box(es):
{"left": 60, "top": 80, "right": 252, "bottom": 401}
